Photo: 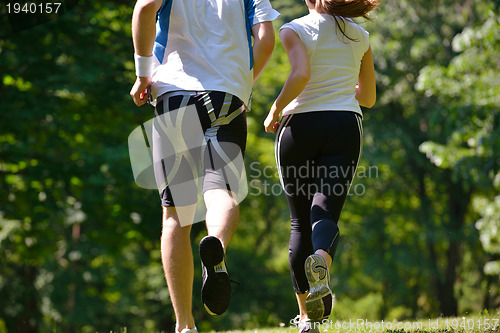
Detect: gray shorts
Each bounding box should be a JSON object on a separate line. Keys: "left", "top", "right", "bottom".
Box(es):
{"left": 152, "top": 91, "right": 247, "bottom": 207}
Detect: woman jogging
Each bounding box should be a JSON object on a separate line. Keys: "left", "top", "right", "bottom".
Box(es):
{"left": 264, "top": 0, "right": 379, "bottom": 330}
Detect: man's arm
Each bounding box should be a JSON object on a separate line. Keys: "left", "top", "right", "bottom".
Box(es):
{"left": 130, "top": 0, "right": 163, "bottom": 106}
{"left": 251, "top": 21, "right": 275, "bottom": 83}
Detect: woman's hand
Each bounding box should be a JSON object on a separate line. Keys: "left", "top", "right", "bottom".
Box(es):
{"left": 264, "top": 102, "right": 282, "bottom": 133}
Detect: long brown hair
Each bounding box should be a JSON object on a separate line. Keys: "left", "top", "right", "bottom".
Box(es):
{"left": 309, "top": 0, "right": 380, "bottom": 41}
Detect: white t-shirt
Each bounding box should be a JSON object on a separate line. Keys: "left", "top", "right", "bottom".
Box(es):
{"left": 151, "top": 0, "right": 280, "bottom": 108}
{"left": 280, "top": 12, "right": 369, "bottom": 117}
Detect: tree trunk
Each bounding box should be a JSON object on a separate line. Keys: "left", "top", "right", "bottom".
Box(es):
{"left": 15, "top": 264, "right": 39, "bottom": 333}
{"left": 439, "top": 172, "right": 471, "bottom": 316}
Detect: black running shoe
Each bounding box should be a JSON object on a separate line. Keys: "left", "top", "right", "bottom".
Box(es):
{"left": 199, "top": 235, "right": 231, "bottom": 315}
{"left": 304, "top": 254, "right": 334, "bottom": 321}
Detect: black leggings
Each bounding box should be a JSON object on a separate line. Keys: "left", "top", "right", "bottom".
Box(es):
{"left": 275, "top": 111, "right": 362, "bottom": 294}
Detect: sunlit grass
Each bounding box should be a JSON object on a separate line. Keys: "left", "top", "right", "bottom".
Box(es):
{"left": 107, "top": 310, "right": 500, "bottom": 333}
{"left": 222, "top": 310, "right": 500, "bottom": 333}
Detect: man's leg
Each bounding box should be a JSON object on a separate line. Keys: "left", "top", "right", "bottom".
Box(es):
{"left": 204, "top": 188, "right": 239, "bottom": 249}
{"left": 161, "top": 206, "right": 196, "bottom": 331}
{"left": 196, "top": 189, "right": 238, "bottom": 316}
{"left": 196, "top": 92, "right": 245, "bottom": 315}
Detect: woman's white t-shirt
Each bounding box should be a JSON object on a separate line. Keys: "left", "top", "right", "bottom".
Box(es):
{"left": 280, "top": 12, "right": 369, "bottom": 117}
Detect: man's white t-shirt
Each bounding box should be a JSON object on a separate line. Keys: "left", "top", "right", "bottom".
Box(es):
{"left": 280, "top": 12, "right": 369, "bottom": 117}
{"left": 151, "top": 0, "right": 280, "bottom": 108}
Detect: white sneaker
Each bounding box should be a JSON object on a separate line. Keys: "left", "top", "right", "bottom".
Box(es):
{"left": 176, "top": 326, "right": 198, "bottom": 333}
{"left": 291, "top": 315, "right": 320, "bottom": 333}
{"left": 304, "top": 254, "right": 334, "bottom": 321}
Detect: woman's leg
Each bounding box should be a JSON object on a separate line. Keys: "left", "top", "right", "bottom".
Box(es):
{"left": 277, "top": 111, "right": 362, "bottom": 321}
{"left": 276, "top": 115, "right": 317, "bottom": 319}
{"left": 310, "top": 112, "right": 362, "bottom": 262}
{"left": 305, "top": 112, "right": 362, "bottom": 320}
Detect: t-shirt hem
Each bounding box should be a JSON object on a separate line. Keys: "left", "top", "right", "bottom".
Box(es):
{"left": 282, "top": 108, "right": 363, "bottom": 119}
{"left": 152, "top": 85, "right": 251, "bottom": 111}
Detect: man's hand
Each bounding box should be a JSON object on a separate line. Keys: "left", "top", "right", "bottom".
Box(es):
{"left": 130, "top": 76, "right": 152, "bottom": 106}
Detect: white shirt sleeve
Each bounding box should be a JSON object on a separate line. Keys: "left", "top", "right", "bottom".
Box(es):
{"left": 252, "top": 0, "right": 280, "bottom": 25}
{"left": 356, "top": 24, "right": 370, "bottom": 53}
{"left": 279, "top": 21, "right": 302, "bottom": 38}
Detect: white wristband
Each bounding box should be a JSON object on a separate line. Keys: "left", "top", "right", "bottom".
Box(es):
{"left": 134, "top": 54, "right": 154, "bottom": 77}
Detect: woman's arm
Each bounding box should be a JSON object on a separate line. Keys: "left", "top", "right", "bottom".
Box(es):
{"left": 355, "top": 46, "right": 376, "bottom": 108}
{"left": 264, "top": 28, "right": 310, "bottom": 133}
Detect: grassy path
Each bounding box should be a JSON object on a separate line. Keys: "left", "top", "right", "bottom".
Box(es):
{"left": 223, "top": 310, "right": 500, "bottom": 333}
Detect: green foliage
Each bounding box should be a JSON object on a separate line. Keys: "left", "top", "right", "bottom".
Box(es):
{"left": 332, "top": 292, "right": 385, "bottom": 321}
{"left": 1, "top": 1, "right": 168, "bottom": 331}
{"left": 415, "top": 5, "right": 499, "bottom": 279}
{"left": 1, "top": 0, "right": 499, "bottom": 331}
{"left": 347, "top": 0, "right": 499, "bottom": 318}
{"left": 474, "top": 196, "right": 500, "bottom": 275}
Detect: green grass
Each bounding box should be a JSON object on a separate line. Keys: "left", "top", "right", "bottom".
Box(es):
{"left": 221, "top": 310, "right": 500, "bottom": 333}
{"left": 110, "top": 311, "right": 499, "bottom": 333}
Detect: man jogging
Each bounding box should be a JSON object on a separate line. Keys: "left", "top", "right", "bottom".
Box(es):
{"left": 129, "top": 0, "right": 279, "bottom": 332}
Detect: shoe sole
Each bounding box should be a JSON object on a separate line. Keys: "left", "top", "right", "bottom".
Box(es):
{"left": 305, "top": 254, "right": 333, "bottom": 321}
{"left": 199, "top": 236, "right": 231, "bottom": 316}
{"left": 299, "top": 320, "right": 321, "bottom": 333}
